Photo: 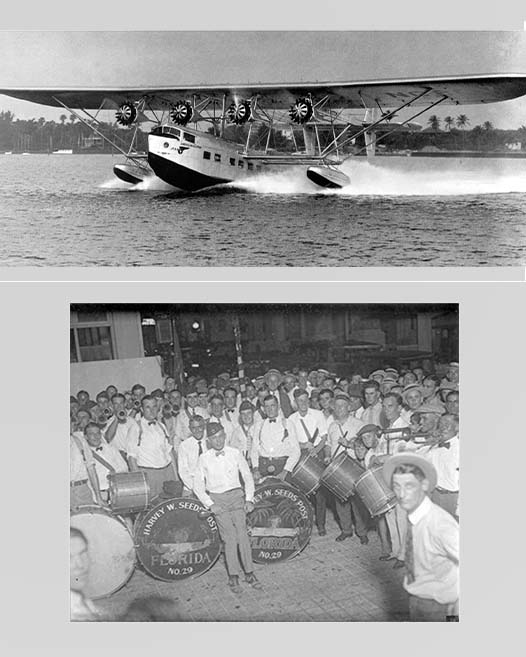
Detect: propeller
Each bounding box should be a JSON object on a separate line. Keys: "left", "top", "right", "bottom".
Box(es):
{"left": 115, "top": 102, "right": 137, "bottom": 127}
{"left": 288, "top": 97, "right": 313, "bottom": 124}
{"left": 226, "top": 100, "right": 251, "bottom": 125}
{"left": 170, "top": 101, "right": 193, "bottom": 126}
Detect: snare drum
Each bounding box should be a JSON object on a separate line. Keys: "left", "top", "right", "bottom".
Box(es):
{"left": 320, "top": 452, "right": 365, "bottom": 501}
{"left": 355, "top": 466, "right": 397, "bottom": 517}
{"left": 108, "top": 471, "right": 150, "bottom": 514}
{"left": 70, "top": 505, "right": 135, "bottom": 599}
{"left": 289, "top": 451, "right": 325, "bottom": 496}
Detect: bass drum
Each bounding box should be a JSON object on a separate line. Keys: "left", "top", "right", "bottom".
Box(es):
{"left": 70, "top": 505, "right": 135, "bottom": 599}
{"left": 247, "top": 479, "right": 313, "bottom": 565}
{"left": 134, "top": 496, "right": 221, "bottom": 582}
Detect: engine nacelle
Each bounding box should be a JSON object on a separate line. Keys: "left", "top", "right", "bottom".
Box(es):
{"left": 289, "top": 97, "right": 313, "bottom": 124}
{"left": 226, "top": 100, "right": 252, "bottom": 125}
{"left": 115, "top": 102, "right": 137, "bottom": 127}
{"left": 170, "top": 101, "right": 193, "bottom": 126}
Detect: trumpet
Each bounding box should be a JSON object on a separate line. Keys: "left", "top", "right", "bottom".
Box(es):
{"left": 103, "top": 408, "right": 114, "bottom": 418}
{"left": 162, "top": 403, "right": 174, "bottom": 419}
{"left": 117, "top": 409, "right": 127, "bottom": 423}
{"left": 133, "top": 399, "right": 142, "bottom": 410}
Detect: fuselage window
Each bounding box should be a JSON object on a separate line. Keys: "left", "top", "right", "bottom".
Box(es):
{"left": 229, "top": 157, "right": 236, "bottom": 166}
{"left": 203, "top": 151, "right": 211, "bottom": 160}
{"left": 183, "top": 132, "right": 196, "bottom": 144}
{"left": 214, "top": 153, "right": 221, "bottom": 162}
{"left": 238, "top": 160, "right": 244, "bottom": 168}
{"left": 247, "top": 162, "right": 254, "bottom": 170}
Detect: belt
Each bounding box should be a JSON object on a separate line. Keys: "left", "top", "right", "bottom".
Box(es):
{"left": 71, "top": 479, "right": 88, "bottom": 487}
{"left": 435, "top": 487, "right": 458, "bottom": 494}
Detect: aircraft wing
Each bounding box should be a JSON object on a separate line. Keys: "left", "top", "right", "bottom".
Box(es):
{"left": 2, "top": 74, "right": 526, "bottom": 110}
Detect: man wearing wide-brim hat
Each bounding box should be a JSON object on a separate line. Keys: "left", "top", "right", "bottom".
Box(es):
{"left": 382, "top": 453, "right": 459, "bottom": 622}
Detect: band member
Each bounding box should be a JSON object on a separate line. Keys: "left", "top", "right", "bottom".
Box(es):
{"left": 164, "top": 376, "right": 176, "bottom": 393}
{"left": 103, "top": 392, "right": 139, "bottom": 458}
{"left": 70, "top": 431, "right": 105, "bottom": 510}
{"left": 208, "top": 394, "right": 235, "bottom": 443}
{"left": 361, "top": 380, "right": 383, "bottom": 426}
{"left": 401, "top": 385, "right": 425, "bottom": 424}
{"left": 417, "top": 404, "right": 445, "bottom": 439}
{"left": 327, "top": 393, "right": 367, "bottom": 543}
{"left": 70, "top": 527, "right": 100, "bottom": 621}
{"left": 445, "top": 390, "right": 459, "bottom": 416}
{"left": 193, "top": 423, "right": 262, "bottom": 593}
{"left": 264, "top": 369, "right": 293, "bottom": 418}
{"left": 441, "top": 362, "right": 459, "bottom": 391}
{"left": 174, "top": 386, "right": 208, "bottom": 444}
{"left": 347, "top": 384, "right": 365, "bottom": 419}
{"left": 288, "top": 388, "right": 329, "bottom": 535}
{"left": 178, "top": 415, "right": 208, "bottom": 496}
{"left": 382, "top": 453, "right": 459, "bottom": 622}
{"left": 420, "top": 414, "right": 459, "bottom": 518}
{"left": 251, "top": 395, "right": 300, "bottom": 481}
{"left": 318, "top": 388, "right": 335, "bottom": 425}
{"left": 421, "top": 375, "right": 445, "bottom": 409}
{"left": 223, "top": 386, "right": 240, "bottom": 424}
{"left": 282, "top": 373, "right": 298, "bottom": 411}
{"left": 128, "top": 395, "right": 179, "bottom": 498}
{"left": 229, "top": 400, "right": 259, "bottom": 463}
{"left": 76, "top": 390, "right": 91, "bottom": 408}
{"left": 83, "top": 422, "right": 129, "bottom": 502}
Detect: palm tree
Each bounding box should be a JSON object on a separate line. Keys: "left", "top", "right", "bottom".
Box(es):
{"left": 456, "top": 114, "right": 470, "bottom": 130}
{"left": 444, "top": 116, "right": 454, "bottom": 131}
{"left": 427, "top": 115, "right": 441, "bottom": 131}
{"left": 482, "top": 120, "right": 494, "bottom": 131}
{"left": 59, "top": 114, "right": 67, "bottom": 125}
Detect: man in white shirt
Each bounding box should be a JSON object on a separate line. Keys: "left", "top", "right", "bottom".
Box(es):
{"left": 193, "top": 422, "right": 261, "bottom": 593}
{"left": 208, "top": 394, "right": 235, "bottom": 443}
{"left": 70, "top": 432, "right": 105, "bottom": 510}
{"left": 177, "top": 414, "right": 208, "bottom": 496}
{"left": 288, "top": 388, "right": 329, "bottom": 535}
{"left": 327, "top": 393, "right": 367, "bottom": 543}
{"left": 128, "top": 396, "right": 179, "bottom": 499}
{"left": 382, "top": 453, "right": 459, "bottom": 621}
{"left": 361, "top": 380, "right": 383, "bottom": 426}
{"left": 103, "top": 392, "right": 140, "bottom": 458}
{"left": 229, "top": 400, "right": 260, "bottom": 464}
{"left": 420, "top": 414, "right": 459, "bottom": 518}
{"left": 401, "top": 385, "right": 425, "bottom": 424}
{"left": 318, "top": 388, "right": 335, "bottom": 427}
{"left": 251, "top": 395, "right": 300, "bottom": 481}
{"left": 84, "top": 422, "right": 129, "bottom": 502}
{"left": 223, "top": 386, "right": 240, "bottom": 425}
{"left": 174, "top": 387, "right": 209, "bottom": 444}
{"left": 347, "top": 384, "right": 365, "bottom": 420}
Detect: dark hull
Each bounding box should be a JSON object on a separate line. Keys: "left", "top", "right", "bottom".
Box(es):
{"left": 148, "top": 152, "right": 231, "bottom": 192}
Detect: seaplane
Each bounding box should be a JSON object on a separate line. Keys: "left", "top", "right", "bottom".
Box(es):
{"left": 2, "top": 31, "right": 526, "bottom": 192}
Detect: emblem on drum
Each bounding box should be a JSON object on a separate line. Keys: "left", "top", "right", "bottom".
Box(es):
{"left": 135, "top": 497, "right": 221, "bottom": 581}
{"left": 247, "top": 481, "right": 313, "bottom": 564}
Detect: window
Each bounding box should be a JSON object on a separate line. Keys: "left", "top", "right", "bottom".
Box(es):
{"left": 183, "top": 132, "right": 195, "bottom": 143}
{"left": 76, "top": 326, "right": 114, "bottom": 362}
{"left": 229, "top": 157, "right": 236, "bottom": 166}
{"left": 203, "top": 151, "right": 211, "bottom": 160}
{"left": 214, "top": 153, "right": 221, "bottom": 162}
{"left": 70, "top": 329, "right": 78, "bottom": 363}
{"left": 238, "top": 160, "right": 244, "bottom": 168}
{"left": 76, "top": 310, "right": 108, "bottom": 323}
{"left": 247, "top": 162, "right": 254, "bottom": 170}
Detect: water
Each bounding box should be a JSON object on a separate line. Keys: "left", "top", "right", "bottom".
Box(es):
{"left": 1, "top": 153, "right": 525, "bottom": 266}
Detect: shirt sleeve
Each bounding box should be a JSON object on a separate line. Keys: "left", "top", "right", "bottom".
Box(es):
{"left": 193, "top": 456, "right": 213, "bottom": 508}
{"left": 284, "top": 421, "right": 301, "bottom": 472}
{"left": 432, "top": 512, "right": 460, "bottom": 564}
{"left": 251, "top": 424, "right": 261, "bottom": 469}
{"left": 177, "top": 443, "right": 193, "bottom": 491}
{"left": 125, "top": 420, "right": 140, "bottom": 455}
{"left": 238, "top": 452, "right": 255, "bottom": 502}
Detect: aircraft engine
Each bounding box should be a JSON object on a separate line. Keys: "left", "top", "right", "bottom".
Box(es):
{"left": 115, "top": 102, "right": 137, "bottom": 126}
{"left": 289, "top": 97, "right": 313, "bottom": 124}
{"left": 170, "top": 101, "right": 193, "bottom": 125}
{"left": 226, "top": 100, "right": 252, "bottom": 125}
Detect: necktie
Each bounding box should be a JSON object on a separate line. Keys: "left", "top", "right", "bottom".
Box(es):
{"left": 405, "top": 522, "right": 415, "bottom": 584}
{"left": 269, "top": 419, "right": 276, "bottom": 423}
{"left": 148, "top": 420, "right": 156, "bottom": 426}
{"left": 215, "top": 450, "right": 225, "bottom": 457}
{"left": 197, "top": 440, "right": 203, "bottom": 456}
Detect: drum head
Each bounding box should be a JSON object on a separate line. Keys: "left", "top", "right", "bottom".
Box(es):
{"left": 134, "top": 497, "right": 221, "bottom": 582}
{"left": 247, "top": 481, "right": 314, "bottom": 564}
{"left": 70, "top": 506, "right": 135, "bottom": 599}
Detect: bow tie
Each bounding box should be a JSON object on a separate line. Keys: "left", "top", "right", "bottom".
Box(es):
{"left": 95, "top": 446, "right": 103, "bottom": 452}
{"left": 227, "top": 408, "right": 235, "bottom": 413}
{"left": 148, "top": 420, "right": 157, "bottom": 426}
{"left": 439, "top": 442, "right": 451, "bottom": 450}
{"left": 269, "top": 418, "right": 277, "bottom": 423}
{"left": 215, "top": 450, "right": 225, "bottom": 457}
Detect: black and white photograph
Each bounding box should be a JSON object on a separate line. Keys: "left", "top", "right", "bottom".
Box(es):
{"left": 0, "top": 30, "right": 525, "bottom": 266}
{"left": 70, "top": 302, "right": 459, "bottom": 622}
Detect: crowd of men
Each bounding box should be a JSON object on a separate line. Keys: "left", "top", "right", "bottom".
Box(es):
{"left": 70, "top": 361, "right": 459, "bottom": 621}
